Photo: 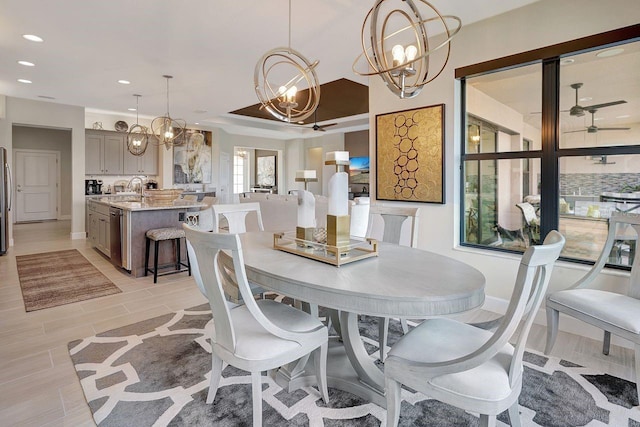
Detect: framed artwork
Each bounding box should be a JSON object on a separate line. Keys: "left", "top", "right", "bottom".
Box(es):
{"left": 256, "top": 155, "right": 276, "bottom": 187}
{"left": 376, "top": 104, "right": 444, "bottom": 203}
{"left": 173, "top": 130, "right": 213, "bottom": 184}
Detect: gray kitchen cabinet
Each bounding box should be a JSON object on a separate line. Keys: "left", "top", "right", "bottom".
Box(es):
{"left": 123, "top": 136, "right": 158, "bottom": 175}
{"left": 85, "top": 130, "right": 124, "bottom": 175}
{"left": 87, "top": 200, "right": 110, "bottom": 257}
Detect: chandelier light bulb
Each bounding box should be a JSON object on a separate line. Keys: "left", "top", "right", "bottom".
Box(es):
{"left": 286, "top": 86, "right": 298, "bottom": 102}
{"left": 405, "top": 45, "right": 418, "bottom": 62}
{"left": 165, "top": 129, "right": 174, "bottom": 139}
{"left": 392, "top": 45, "right": 406, "bottom": 65}
{"left": 278, "top": 86, "right": 288, "bottom": 96}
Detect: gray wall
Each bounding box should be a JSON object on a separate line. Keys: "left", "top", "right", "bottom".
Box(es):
{"left": 12, "top": 125, "right": 72, "bottom": 217}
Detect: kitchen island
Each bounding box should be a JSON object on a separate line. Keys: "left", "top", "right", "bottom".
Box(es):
{"left": 88, "top": 197, "right": 205, "bottom": 277}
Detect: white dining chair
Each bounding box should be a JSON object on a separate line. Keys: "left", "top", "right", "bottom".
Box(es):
{"left": 367, "top": 204, "right": 420, "bottom": 361}
{"left": 183, "top": 225, "right": 329, "bottom": 427}
{"left": 385, "top": 231, "right": 565, "bottom": 427}
{"left": 545, "top": 211, "right": 640, "bottom": 398}
{"left": 182, "top": 194, "right": 198, "bottom": 202}
{"left": 211, "top": 202, "right": 266, "bottom": 303}
{"left": 212, "top": 202, "right": 265, "bottom": 233}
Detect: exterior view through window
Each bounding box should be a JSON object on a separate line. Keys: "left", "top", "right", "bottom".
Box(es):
{"left": 460, "top": 35, "right": 640, "bottom": 269}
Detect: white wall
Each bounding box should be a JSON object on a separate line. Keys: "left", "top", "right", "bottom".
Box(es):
{"left": 0, "top": 97, "right": 85, "bottom": 242}
{"left": 367, "top": 0, "right": 640, "bottom": 310}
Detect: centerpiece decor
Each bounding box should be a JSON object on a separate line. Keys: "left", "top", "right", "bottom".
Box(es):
{"left": 295, "top": 170, "right": 318, "bottom": 242}
{"left": 326, "top": 151, "right": 350, "bottom": 246}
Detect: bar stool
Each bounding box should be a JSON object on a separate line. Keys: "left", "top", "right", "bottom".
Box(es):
{"left": 144, "top": 227, "right": 191, "bottom": 283}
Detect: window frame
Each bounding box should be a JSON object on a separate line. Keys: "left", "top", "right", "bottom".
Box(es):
{"left": 457, "top": 24, "right": 640, "bottom": 266}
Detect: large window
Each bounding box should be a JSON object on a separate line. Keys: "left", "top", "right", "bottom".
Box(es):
{"left": 459, "top": 26, "right": 640, "bottom": 268}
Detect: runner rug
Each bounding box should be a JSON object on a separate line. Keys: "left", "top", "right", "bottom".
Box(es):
{"left": 68, "top": 304, "right": 640, "bottom": 426}
{"left": 17, "top": 249, "right": 121, "bottom": 312}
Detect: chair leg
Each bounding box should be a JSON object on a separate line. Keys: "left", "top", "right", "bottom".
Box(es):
{"left": 379, "top": 317, "right": 389, "bottom": 361}
{"left": 313, "top": 342, "right": 329, "bottom": 403}
{"left": 603, "top": 331, "right": 611, "bottom": 355}
{"left": 175, "top": 238, "right": 180, "bottom": 271}
{"left": 635, "top": 344, "right": 640, "bottom": 404}
{"left": 385, "top": 376, "right": 402, "bottom": 427}
{"left": 153, "top": 240, "right": 159, "bottom": 284}
{"left": 479, "top": 414, "right": 497, "bottom": 427}
{"left": 206, "top": 353, "right": 223, "bottom": 404}
{"left": 251, "top": 371, "right": 263, "bottom": 427}
{"left": 544, "top": 307, "right": 559, "bottom": 354}
{"left": 508, "top": 402, "right": 522, "bottom": 427}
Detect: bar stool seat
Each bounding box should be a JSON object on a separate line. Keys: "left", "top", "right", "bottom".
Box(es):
{"left": 145, "top": 227, "right": 190, "bottom": 283}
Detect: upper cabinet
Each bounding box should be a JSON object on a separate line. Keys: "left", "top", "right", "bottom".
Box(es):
{"left": 123, "top": 136, "right": 158, "bottom": 175}
{"left": 85, "top": 130, "right": 124, "bottom": 175}
{"left": 86, "top": 130, "right": 158, "bottom": 176}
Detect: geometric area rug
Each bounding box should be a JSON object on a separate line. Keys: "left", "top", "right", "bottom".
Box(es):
{"left": 16, "top": 249, "right": 121, "bottom": 312}
{"left": 68, "top": 303, "right": 640, "bottom": 426}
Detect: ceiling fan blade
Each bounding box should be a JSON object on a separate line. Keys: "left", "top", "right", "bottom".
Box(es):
{"left": 582, "top": 100, "right": 627, "bottom": 110}
{"left": 319, "top": 123, "right": 337, "bottom": 129}
{"left": 596, "top": 127, "right": 631, "bottom": 131}
{"left": 563, "top": 129, "right": 586, "bottom": 134}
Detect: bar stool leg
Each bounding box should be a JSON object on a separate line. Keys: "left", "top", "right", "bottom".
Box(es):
{"left": 153, "top": 240, "right": 160, "bottom": 284}
{"left": 145, "top": 237, "right": 151, "bottom": 277}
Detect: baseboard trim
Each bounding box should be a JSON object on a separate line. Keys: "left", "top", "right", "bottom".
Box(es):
{"left": 71, "top": 231, "right": 87, "bottom": 240}
{"left": 483, "top": 295, "right": 634, "bottom": 350}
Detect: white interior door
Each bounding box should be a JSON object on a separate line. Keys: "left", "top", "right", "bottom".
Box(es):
{"left": 14, "top": 150, "right": 59, "bottom": 222}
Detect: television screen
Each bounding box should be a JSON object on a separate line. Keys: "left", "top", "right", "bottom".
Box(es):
{"left": 349, "top": 156, "right": 370, "bottom": 184}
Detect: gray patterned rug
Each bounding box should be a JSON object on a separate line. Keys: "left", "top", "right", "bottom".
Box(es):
{"left": 68, "top": 303, "right": 640, "bottom": 426}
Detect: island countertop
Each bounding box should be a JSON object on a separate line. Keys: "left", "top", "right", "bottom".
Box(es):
{"left": 93, "top": 197, "right": 205, "bottom": 212}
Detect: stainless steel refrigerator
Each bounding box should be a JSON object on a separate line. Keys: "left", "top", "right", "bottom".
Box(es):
{"left": 0, "top": 147, "right": 12, "bottom": 255}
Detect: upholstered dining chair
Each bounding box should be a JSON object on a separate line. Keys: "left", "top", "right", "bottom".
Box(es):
{"left": 367, "top": 205, "right": 420, "bottom": 360}
{"left": 385, "top": 231, "right": 565, "bottom": 427}
{"left": 545, "top": 212, "right": 640, "bottom": 398}
{"left": 183, "top": 225, "right": 329, "bottom": 427}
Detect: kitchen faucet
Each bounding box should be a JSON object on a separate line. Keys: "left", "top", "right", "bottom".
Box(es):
{"left": 127, "top": 176, "right": 145, "bottom": 195}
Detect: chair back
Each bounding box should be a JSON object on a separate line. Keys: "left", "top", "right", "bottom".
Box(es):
{"left": 183, "top": 208, "right": 215, "bottom": 297}
{"left": 493, "top": 231, "right": 565, "bottom": 387}
{"left": 182, "top": 194, "right": 198, "bottom": 201}
{"left": 572, "top": 212, "right": 640, "bottom": 298}
{"left": 366, "top": 205, "right": 420, "bottom": 247}
{"left": 516, "top": 202, "right": 537, "bottom": 225}
{"left": 212, "top": 202, "right": 265, "bottom": 233}
{"left": 201, "top": 196, "right": 218, "bottom": 206}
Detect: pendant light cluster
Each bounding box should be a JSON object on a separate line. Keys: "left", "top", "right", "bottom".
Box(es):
{"left": 126, "top": 94, "right": 149, "bottom": 156}
{"left": 151, "top": 75, "right": 186, "bottom": 150}
{"left": 254, "top": 0, "right": 321, "bottom": 123}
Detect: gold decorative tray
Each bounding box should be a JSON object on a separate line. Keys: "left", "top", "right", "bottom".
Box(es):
{"left": 273, "top": 232, "right": 378, "bottom": 266}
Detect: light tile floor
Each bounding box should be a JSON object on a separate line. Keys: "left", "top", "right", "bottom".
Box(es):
{"left": 0, "top": 220, "right": 635, "bottom": 426}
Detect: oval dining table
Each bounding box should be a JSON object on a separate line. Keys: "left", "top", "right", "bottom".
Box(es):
{"left": 236, "top": 232, "right": 486, "bottom": 407}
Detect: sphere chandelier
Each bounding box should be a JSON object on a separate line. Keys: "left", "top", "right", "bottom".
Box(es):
{"left": 254, "top": 0, "right": 320, "bottom": 123}
{"left": 126, "top": 94, "right": 149, "bottom": 156}
{"left": 353, "top": 0, "right": 461, "bottom": 99}
{"left": 151, "top": 75, "right": 186, "bottom": 150}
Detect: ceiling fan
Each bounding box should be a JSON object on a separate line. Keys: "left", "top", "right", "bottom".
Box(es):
{"left": 567, "top": 82, "right": 627, "bottom": 117}
{"left": 308, "top": 108, "right": 337, "bottom": 132}
{"left": 564, "top": 108, "right": 631, "bottom": 134}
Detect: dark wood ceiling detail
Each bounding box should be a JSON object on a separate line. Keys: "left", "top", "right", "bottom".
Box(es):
{"left": 230, "top": 78, "right": 369, "bottom": 125}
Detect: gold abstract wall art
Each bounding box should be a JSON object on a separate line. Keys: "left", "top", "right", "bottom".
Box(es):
{"left": 375, "top": 104, "right": 444, "bottom": 203}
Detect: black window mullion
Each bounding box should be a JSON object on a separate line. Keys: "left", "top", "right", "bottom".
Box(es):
{"left": 540, "top": 59, "right": 560, "bottom": 238}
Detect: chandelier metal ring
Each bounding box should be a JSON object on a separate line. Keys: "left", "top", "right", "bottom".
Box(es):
{"left": 353, "top": 0, "right": 461, "bottom": 99}
{"left": 127, "top": 94, "right": 149, "bottom": 156}
{"left": 254, "top": 46, "right": 321, "bottom": 123}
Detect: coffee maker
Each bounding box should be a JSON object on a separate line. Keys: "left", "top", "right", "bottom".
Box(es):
{"left": 85, "top": 179, "right": 103, "bottom": 195}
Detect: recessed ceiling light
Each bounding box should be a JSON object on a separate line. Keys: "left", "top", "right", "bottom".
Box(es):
{"left": 194, "top": 122, "right": 200, "bottom": 125}
{"left": 128, "top": 108, "right": 137, "bottom": 111}
{"left": 616, "top": 115, "right": 630, "bottom": 119}
{"left": 118, "top": 80, "right": 131, "bottom": 85}
{"left": 22, "top": 34, "right": 43, "bottom": 42}
{"left": 596, "top": 47, "right": 624, "bottom": 58}
{"left": 579, "top": 97, "right": 592, "bottom": 102}
{"left": 38, "top": 95, "right": 55, "bottom": 100}
{"left": 17, "top": 60, "right": 35, "bottom": 67}
{"left": 17, "top": 79, "right": 32, "bottom": 84}
{"left": 560, "top": 58, "right": 575, "bottom": 65}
